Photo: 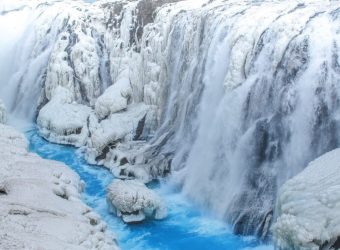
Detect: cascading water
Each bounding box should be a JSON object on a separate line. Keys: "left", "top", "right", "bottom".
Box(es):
{"left": 1, "top": 0, "right": 340, "bottom": 244}
{"left": 140, "top": 0, "right": 340, "bottom": 238}
{"left": 0, "top": 2, "right": 34, "bottom": 118}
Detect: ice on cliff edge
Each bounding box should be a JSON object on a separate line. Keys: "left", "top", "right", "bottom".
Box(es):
{"left": 0, "top": 123, "right": 119, "bottom": 250}
{"left": 273, "top": 149, "right": 340, "bottom": 250}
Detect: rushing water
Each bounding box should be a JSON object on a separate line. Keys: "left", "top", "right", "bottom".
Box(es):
{"left": 27, "top": 128, "right": 272, "bottom": 250}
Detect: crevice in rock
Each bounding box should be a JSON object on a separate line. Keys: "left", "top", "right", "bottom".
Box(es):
{"left": 8, "top": 209, "right": 30, "bottom": 216}
{"left": 95, "top": 139, "right": 121, "bottom": 162}
{"left": 53, "top": 189, "right": 69, "bottom": 200}
{"left": 0, "top": 188, "right": 7, "bottom": 195}
{"left": 134, "top": 114, "right": 146, "bottom": 140}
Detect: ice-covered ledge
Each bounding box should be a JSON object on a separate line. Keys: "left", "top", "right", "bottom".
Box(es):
{"left": 273, "top": 149, "right": 340, "bottom": 250}
{"left": 0, "top": 124, "right": 119, "bottom": 250}
{"left": 37, "top": 86, "right": 92, "bottom": 147}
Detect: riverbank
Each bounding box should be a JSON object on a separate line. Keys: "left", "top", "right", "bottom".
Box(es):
{"left": 0, "top": 124, "right": 118, "bottom": 250}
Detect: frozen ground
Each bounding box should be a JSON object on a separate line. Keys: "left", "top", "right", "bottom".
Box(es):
{"left": 0, "top": 124, "right": 118, "bottom": 250}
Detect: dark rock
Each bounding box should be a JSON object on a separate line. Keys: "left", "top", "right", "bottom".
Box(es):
{"left": 120, "top": 157, "right": 129, "bottom": 166}
{"left": 134, "top": 114, "right": 146, "bottom": 140}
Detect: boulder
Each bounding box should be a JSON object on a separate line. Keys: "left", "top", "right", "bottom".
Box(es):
{"left": 107, "top": 179, "right": 167, "bottom": 223}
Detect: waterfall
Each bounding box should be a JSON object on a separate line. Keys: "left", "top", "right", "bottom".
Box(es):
{"left": 143, "top": 0, "right": 340, "bottom": 238}
{"left": 0, "top": 2, "right": 34, "bottom": 119}
{"left": 1, "top": 0, "right": 340, "bottom": 240}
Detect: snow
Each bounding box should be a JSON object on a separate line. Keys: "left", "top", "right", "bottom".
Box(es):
{"left": 95, "top": 76, "right": 132, "bottom": 120}
{"left": 273, "top": 148, "right": 340, "bottom": 250}
{"left": 0, "top": 123, "right": 119, "bottom": 250}
{"left": 0, "top": 100, "right": 6, "bottom": 124}
{"left": 37, "top": 86, "right": 92, "bottom": 147}
{"left": 107, "top": 179, "right": 167, "bottom": 223}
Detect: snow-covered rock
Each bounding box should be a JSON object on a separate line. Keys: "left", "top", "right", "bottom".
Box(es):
{"left": 95, "top": 76, "right": 132, "bottom": 120}
{"left": 37, "top": 86, "right": 92, "bottom": 147}
{"left": 86, "top": 103, "right": 154, "bottom": 165}
{"left": 273, "top": 149, "right": 340, "bottom": 250}
{"left": 0, "top": 100, "right": 6, "bottom": 124}
{"left": 107, "top": 179, "right": 167, "bottom": 223}
{"left": 0, "top": 123, "right": 119, "bottom": 250}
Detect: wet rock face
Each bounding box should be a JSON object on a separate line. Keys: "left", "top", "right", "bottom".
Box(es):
{"left": 101, "top": 1, "right": 126, "bottom": 29}
{"left": 115, "top": 0, "right": 184, "bottom": 52}
{"left": 134, "top": 0, "right": 181, "bottom": 40}
{"left": 330, "top": 238, "right": 340, "bottom": 249}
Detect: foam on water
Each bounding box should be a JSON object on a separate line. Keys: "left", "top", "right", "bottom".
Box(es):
{"left": 27, "top": 128, "right": 272, "bottom": 250}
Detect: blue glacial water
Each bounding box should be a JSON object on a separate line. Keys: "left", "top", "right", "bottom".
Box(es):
{"left": 26, "top": 128, "right": 273, "bottom": 250}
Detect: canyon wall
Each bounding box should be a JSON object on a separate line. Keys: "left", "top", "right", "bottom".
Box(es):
{"left": 1, "top": 0, "right": 340, "bottom": 239}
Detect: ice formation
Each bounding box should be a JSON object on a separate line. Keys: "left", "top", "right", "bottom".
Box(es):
{"left": 0, "top": 100, "right": 6, "bottom": 124}
{"left": 2, "top": 0, "right": 340, "bottom": 239}
{"left": 86, "top": 103, "right": 153, "bottom": 166}
{"left": 107, "top": 179, "right": 167, "bottom": 223}
{"left": 95, "top": 77, "right": 132, "bottom": 120}
{"left": 37, "top": 86, "right": 92, "bottom": 147}
{"left": 0, "top": 124, "right": 119, "bottom": 250}
{"left": 273, "top": 149, "right": 340, "bottom": 250}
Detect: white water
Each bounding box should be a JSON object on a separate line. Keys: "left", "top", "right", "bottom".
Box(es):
{"left": 0, "top": 4, "right": 32, "bottom": 114}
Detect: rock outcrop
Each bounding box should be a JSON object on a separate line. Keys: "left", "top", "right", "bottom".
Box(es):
{"left": 0, "top": 123, "right": 119, "bottom": 250}
{"left": 273, "top": 149, "right": 340, "bottom": 250}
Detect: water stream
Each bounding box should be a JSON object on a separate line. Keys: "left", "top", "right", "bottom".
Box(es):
{"left": 27, "top": 127, "right": 272, "bottom": 250}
